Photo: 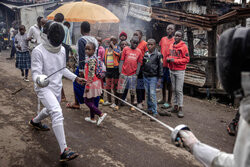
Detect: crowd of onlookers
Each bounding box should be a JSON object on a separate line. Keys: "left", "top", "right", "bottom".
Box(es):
{"left": 9, "top": 13, "right": 191, "bottom": 121}
{"left": 5, "top": 12, "right": 241, "bottom": 161}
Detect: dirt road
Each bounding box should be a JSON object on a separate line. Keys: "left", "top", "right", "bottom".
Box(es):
{"left": 0, "top": 50, "right": 236, "bottom": 167}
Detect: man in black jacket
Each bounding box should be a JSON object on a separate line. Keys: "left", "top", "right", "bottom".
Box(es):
{"left": 142, "top": 39, "right": 163, "bottom": 119}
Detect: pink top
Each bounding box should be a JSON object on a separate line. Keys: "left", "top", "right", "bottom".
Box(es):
{"left": 98, "top": 46, "right": 105, "bottom": 62}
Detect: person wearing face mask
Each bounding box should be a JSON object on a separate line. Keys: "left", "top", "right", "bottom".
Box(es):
{"left": 177, "top": 27, "right": 250, "bottom": 167}
{"left": 29, "top": 21, "right": 85, "bottom": 162}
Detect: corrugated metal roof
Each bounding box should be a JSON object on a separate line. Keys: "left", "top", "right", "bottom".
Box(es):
{"left": 0, "top": 1, "right": 55, "bottom": 9}
{"left": 0, "top": 2, "right": 19, "bottom": 9}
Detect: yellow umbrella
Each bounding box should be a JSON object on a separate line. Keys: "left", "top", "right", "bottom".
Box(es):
{"left": 47, "top": 0, "right": 119, "bottom": 23}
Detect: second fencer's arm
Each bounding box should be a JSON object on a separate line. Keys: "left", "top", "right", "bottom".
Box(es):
{"left": 180, "top": 130, "right": 234, "bottom": 167}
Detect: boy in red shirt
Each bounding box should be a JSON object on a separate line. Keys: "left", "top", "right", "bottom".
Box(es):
{"left": 117, "top": 36, "right": 143, "bottom": 111}
{"left": 158, "top": 24, "right": 175, "bottom": 109}
{"left": 167, "top": 30, "right": 189, "bottom": 118}
{"left": 133, "top": 30, "right": 148, "bottom": 109}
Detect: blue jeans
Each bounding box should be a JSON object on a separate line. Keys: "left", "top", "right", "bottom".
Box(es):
{"left": 143, "top": 76, "right": 158, "bottom": 114}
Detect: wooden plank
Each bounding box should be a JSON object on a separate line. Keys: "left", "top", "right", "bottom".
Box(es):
{"left": 190, "top": 57, "right": 216, "bottom": 61}
{"left": 152, "top": 13, "right": 213, "bottom": 30}
{"left": 198, "top": 88, "right": 227, "bottom": 95}
{"left": 187, "top": 27, "right": 194, "bottom": 57}
{"left": 217, "top": 10, "right": 237, "bottom": 21}
{"left": 154, "top": 10, "right": 213, "bottom": 25}
{"left": 165, "top": 0, "right": 195, "bottom": 4}
{"left": 151, "top": 14, "right": 213, "bottom": 30}
{"left": 162, "top": 0, "right": 166, "bottom": 7}
{"left": 153, "top": 7, "right": 214, "bottom": 21}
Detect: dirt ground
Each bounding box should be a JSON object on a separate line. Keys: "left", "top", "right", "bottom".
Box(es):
{"left": 0, "top": 50, "right": 237, "bottom": 167}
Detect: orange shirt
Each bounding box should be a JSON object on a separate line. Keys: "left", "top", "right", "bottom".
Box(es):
{"left": 159, "top": 37, "right": 175, "bottom": 67}
{"left": 137, "top": 40, "right": 148, "bottom": 57}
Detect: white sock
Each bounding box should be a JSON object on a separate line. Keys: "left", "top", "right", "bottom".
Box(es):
{"left": 33, "top": 108, "right": 49, "bottom": 123}
{"left": 52, "top": 124, "right": 67, "bottom": 153}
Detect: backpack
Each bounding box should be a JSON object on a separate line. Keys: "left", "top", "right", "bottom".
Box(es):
{"left": 95, "top": 57, "right": 106, "bottom": 79}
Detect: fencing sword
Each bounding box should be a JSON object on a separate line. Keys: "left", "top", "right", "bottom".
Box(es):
{"left": 35, "top": 61, "right": 191, "bottom": 146}
{"left": 101, "top": 89, "right": 191, "bottom": 146}
{"left": 36, "top": 59, "right": 87, "bottom": 88}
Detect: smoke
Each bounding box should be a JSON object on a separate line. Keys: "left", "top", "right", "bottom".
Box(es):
{"left": 106, "top": 1, "right": 151, "bottom": 41}
{"left": 72, "top": 0, "right": 151, "bottom": 44}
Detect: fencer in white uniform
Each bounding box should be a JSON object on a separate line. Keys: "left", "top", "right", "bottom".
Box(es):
{"left": 29, "top": 21, "right": 85, "bottom": 162}
{"left": 178, "top": 28, "right": 250, "bottom": 167}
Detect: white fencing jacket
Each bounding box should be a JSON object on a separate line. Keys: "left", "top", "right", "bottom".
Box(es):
{"left": 192, "top": 96, "right": 250, "bottom": 167}
{"left": 31, "top": 44, "right": 77, "bottom": 98}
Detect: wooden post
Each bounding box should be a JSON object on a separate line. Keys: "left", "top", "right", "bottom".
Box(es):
{"left": 5, "top": 8, "right": 9, "bottom": 31}
{"left": 206, "top": 0, "right": 212, "bottom": 15}
{"left": 206, "top": 26, "right": 217, "bottom": 88}
{"left": 162, "top": 0, "right": 166, "bottom": 8}
{"left": 242, "top": 0, "right": 246, "bottom": 8}
{"left": 148, "top": 0, "right": 151, "bottom": 7}
{"left": 205, "top": 0, "right": 217, "bottom": 88}
{"left": 242, "top": 0, "right": 246, "bottom": 26}
{"left": 187, "top": 27, "right": 194, "bottom": 57}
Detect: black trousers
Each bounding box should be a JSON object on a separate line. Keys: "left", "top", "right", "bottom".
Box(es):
{"left": 10, "top": 41, "right": 16, "bottom": 58}
{"left": 232, "top": 110, "right": 240, "bottom": 124}
{"left": 62, "top": 43, "right": 71, "bottom": 63}
{"left": 136, "top": 70, "right": 145, "bottom": 104}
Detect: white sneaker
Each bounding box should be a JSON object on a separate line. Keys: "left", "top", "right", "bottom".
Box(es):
{"left": 97, "top": 113, "right": 107, "bottom": 126}
{"left": 110, "top": 103, "right": 116, "bottom": 108}
{"left": 85, "top": 117, "right": 97, "bottom": 124}
{"left": 103, "top": 101, "right": 111, "bottom": 106}
{"left": 137, "top": 103, "right": 143, "bottom": 109}
{"left": 23, "top": 77, "right": 30, "bottom": 82}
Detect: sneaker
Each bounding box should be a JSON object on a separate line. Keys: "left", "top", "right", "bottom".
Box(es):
{"left": 85, "top": 117, "right": 97, "bottom": 124}
{"left": 147, "top": 110, "right": 153, "bottom": 115}
{"left": 29, "top": 119, "right": 50, "bottom": 131}
{"left": 60, "top": 148, "right": 79, "bottom": 162}
{"left": 161, "top": 103, "right": 171, "bottom": 109}
{"left": 137, "top": 103, "right": 143, "bottom": 109}
{"left": 169, "top": 107, "right": 178, "bottom": 113}
{"left": 158, "top": 110, "right": 171, "bottom": 116}
{"left": 157, "top": 99, "right": 165, "bottom": 104}
{"left": 24, "top": 77, "right": 29, "bottom": 82}
{"left": 99, "top": 99, "right": 104, "bottom": 104}
{"left": 177, "top": 110, "right": 184, "bottom": 118}
{"left": 150, "top": 113, "right": 159, "bottom": 121}
{"left": 130, "top": 107, "right": 136, "bottom": 112}
{"left": 227, "top": 122, "right": 237, "bottom": 136}
{"left": 110, "top": 103, "right": 116, "bottom": 108}
{"left": 142, "top": 109, "right": 151, "bottom": 116}
{"left": 113, "top": 106, "right": 119, "bottom": 111}
{"left": 133, "top": 98, "right": 137, "bottom": 105}
{"left": 103, "top": 101, "right": 111, "bottom": 106}
{"left": 97, "top": 113, "right": 107, "bottom": 126}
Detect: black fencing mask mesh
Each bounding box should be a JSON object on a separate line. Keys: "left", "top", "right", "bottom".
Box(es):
{"left": 217, "top": 27, "right": 250, "bottom": 95}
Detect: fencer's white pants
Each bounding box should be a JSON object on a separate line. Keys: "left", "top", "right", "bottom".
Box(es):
{"left": 33, "top": 89, "right": 64, "bottom": 127}
{"left": 33, "top": 88, "right": 67, "bottom": 153}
